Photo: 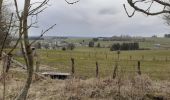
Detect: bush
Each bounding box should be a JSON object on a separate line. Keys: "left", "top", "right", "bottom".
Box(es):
{"left": 164, "top": 34, "right": 170, "bottom": 38}
{"left": 93, "top": 38, "right": 99, "bottom": 42}
{"left": 110, "top": 43, "right": 120, "bottom": 51}
{"left": 110, "top": 42, "right": 139, "bottom": 51}
{"left": 97, "top": 43, "right": 101, "bottom": 48}
{"left": 34, "top": 42, "right": 41, "bottom": 49}
{"left": 62, "top": 47, "right": 66, "bottom": 51}
{"left": 67, "top": 43, "right": 75, "bottom": 50}
{"left": 89, "top": 41, "right": 94, "bottom": 47}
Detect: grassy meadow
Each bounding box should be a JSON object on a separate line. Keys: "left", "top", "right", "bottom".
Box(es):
{"left": 3, "top": 37, "right": 170, "bottom": 99}
{"left": 15, "top": 47, "right": 170, "bottom": 80}
{"left": 13, "top": 37, "right": 170, "bottom": 80}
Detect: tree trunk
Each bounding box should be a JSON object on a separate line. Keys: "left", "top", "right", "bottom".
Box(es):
{"left": 113, "top": 62, "right": 118, "bottom": 79}
{"left": 137, "top": 61, "right": 141, "bottom": 75}
{"left": 0, "top": 0, "right": 3, "bottom": 58}
{"left": 96, "top": 61, "right": 99, "bottom": 78}
{"left": 35, "top": 51, "right": 40, "bottom": 72}
{"left": 15, "top": 0, "right": 33, "bottom": 100}
{"left": 71, "top": 58, "right": 75, "bottom": 76}
{"left": 0, "top": 0, "right": 3, "bottom": 21}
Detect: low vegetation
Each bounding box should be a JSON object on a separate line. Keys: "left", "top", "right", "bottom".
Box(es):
{"left": 1, "top": 72, "right": 170, "bottom": 100}
{"left": 12, "top": 45, "right": 170, "bottom": 80}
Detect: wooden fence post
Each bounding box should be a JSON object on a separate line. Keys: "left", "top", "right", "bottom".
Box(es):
{"left": 46, "top": 49, "right": 48, "bottom": 57}
{"left": 165, "top": 56, "right": 168, "bottom": 62}
{"left": 130, "top": 55, "right": 132, "bottom": 61}
{"left": 95, "top": 52, "right": 97, "bottom": 58}
{"left": 71, "top": 58, "right": 75, "bottom": 76}
{"left": 153, "top": 56, "right": 155, "bottom": 61}
{"left": 117, "top": 50, "right": 120, "bottom": 60}
{"left": 35, "top": 51, "right": 40, "bottom": 72}
{"left": 105, "top": 53, "right": 107, "bottom": 59}
{"left": 113, "top": 62, "right": 118, "bottom": 79}
{"left": 2, "top": 55, "right": 8, "bottom": 100}
{"left": 142, "top": 55, "right": 144, "bottom": 60}
{"left": 137, "top": 61, "right": 141, "bottom": 75}
{"left": 35, "top": 60, "right": 40, "bottom": 72}
{"left": 96, "top": 61, "right": 99, "bottom": 78}
{"left": 5, "top": 54, "right": 12, "bottom": 73}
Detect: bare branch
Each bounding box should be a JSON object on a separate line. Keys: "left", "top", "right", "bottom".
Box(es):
{"left": 65, "top": 0, "right": 80, "bottom": 4}
{"left": 28, "top": 21, "right": 38, "bottom": 29}
{"left": 29, "top": 0, "right": 49, "bottom": 15}
{"left": 124, "top": 0, "right": 170, "bottom": 17}
{"left": 30, "top": 24, "right": 56, "bottom": 46}
{"left": 14, "top": 0, "right": 21, "bottom": 19}
{"left": 20, "top": 40, "right": 29, "bottom": 68}
{"left": 7, "top": 33, "right": 23, "bottom": 55}
{"left": 153, "top": 0, "right": 170, "bottom": 7}
{"left": 29, "top": 7, "right": 47, "bottom": 16}
{"left": 146, "top": 1, "right": 154, "bottom": 12}
{"left": 123, "top": 4, "right": 136, "bottom": 17}
{"left": 0, "top": 13, "right": 13, "bottom": 57}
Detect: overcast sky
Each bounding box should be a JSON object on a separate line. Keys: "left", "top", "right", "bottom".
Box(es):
{"left": 17, "top": 0, "right": 170, "bottom": 37}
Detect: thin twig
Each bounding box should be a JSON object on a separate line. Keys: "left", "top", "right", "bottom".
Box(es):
{"left": 125, "top": 0, "right": 170, "bottom": 16}
{"left": 13, "top": 0, "right": 21, "bottom": 19}
{"left": 30, "top": 24, "right": 56, "bottom": 46}
{"left": 123, "top": 4, "right": 135, "bottom": 17}
{"left": 0, "top": 13, "right": 13, "bottom": 57}
{"left": 65, "top": 0, "right": 80, "bottom": 4}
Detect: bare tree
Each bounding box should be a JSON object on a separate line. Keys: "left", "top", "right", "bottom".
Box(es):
{"left": 0, "top": 0, "right": 81, "bottom": 99}
{"left": 124, "top": 0, "right": 170, "bottom": 17}
{"left": 163, "top": 7, "right": 170, "bottom": 25}
{"left": 0, "top": 1, "right": 13, "bottom": 58}
{"left": 12, "top": 0, "right": 55, "bottom": 99}
{"left": 0, "top": 0, "right": 3, "bottom": 17}
{"left": 123, "top": 0, "right": 170, "bottom": 34}
{"left": 15, "top": 0, "right": 34, "bottom": 99}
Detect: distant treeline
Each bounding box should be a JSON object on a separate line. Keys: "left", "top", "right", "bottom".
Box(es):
{"left": 104, "top": 36, "right": 132, "bottom": 41}
{"left": 29, "top": 37, "right": 44, "bottom": 40}
{"left": 12, "top": 36, "right": 68, "bottom": 41}
{"left": 164, "top": 34, "right": 170, "bottom": 38}
{"left": 50, "top": 37, "right": 68, "bottom": 40}
{"left": 12, "top": 37, "right": 44, "bottom": 41}
{"left": 96, "top": 36, "right": 145, "bottom": 42}
{"left": 110, "top": 42, "right": 139, "bottom": 51}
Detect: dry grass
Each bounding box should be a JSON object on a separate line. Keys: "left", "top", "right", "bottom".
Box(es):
{"left": 0, "top": 74, "right": 170, "bottom": 100}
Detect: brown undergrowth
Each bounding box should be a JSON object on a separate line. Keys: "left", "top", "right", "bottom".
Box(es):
{"left": 0, "top": 73, "right": 170, "bottom": 100}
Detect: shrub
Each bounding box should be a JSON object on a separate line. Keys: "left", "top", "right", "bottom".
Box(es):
{"left": 62, "top": 47, "right": 66, "bottom": 51}
{"left": 93, "top": 38, "right": 99, "bottom": 42}
{"left": 67, "top": 43, "right": 75, "bottom": 50}
{"left": 89, "top": 41, "right": 95, "bottom": 47}
{"left": 110, "top": 42, "right": 139, "bottom": 51}
{"left": 97, "top": 43, "right": 101, "bottom": 48}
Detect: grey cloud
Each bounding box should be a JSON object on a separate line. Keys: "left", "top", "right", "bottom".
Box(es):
{"left": 98, "top": 8, "right": 119, "bottom": 15}
{"left": 24, "top": 0, "right": 170, "bottom": 37}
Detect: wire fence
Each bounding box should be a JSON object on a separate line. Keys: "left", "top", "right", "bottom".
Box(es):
{"left": 12, "top": 49, "right": 170, "bottom": 80}
{"left": 37, "top": 51, "right": 170, "bottom": 80}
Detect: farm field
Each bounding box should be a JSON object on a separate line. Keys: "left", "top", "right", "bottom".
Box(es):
{"left": 15, "top": 46, "right": 170, "bottom": 80}
{"left": 65, "top": 37, "right": 170, "bottom": 48}
{"left": 3, "top": 0, "right": 170, "bottom": 99}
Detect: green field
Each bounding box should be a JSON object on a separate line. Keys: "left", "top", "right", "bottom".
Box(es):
{"left": 13, "top": 37, "right": 170, "bottom": 80}
{"left": 14, "top": 46, "right": 170, "bottom": 80}
{"left": 65, "top": 37, "right": 170, "bottom": 49}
